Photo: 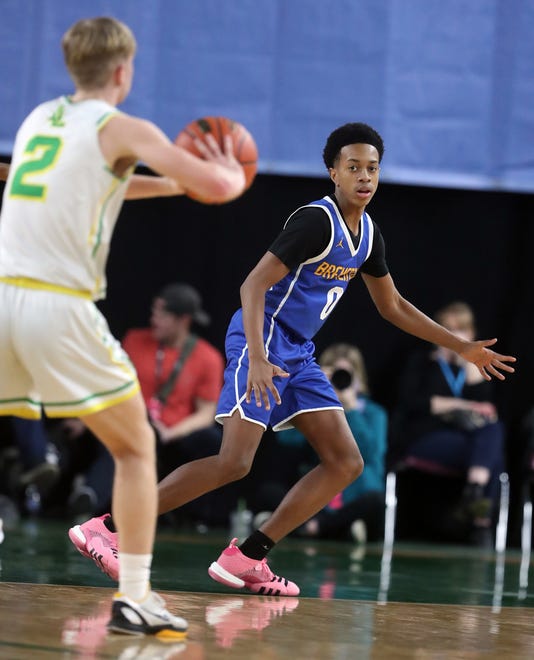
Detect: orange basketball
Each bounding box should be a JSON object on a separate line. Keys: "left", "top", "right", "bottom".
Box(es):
{"left": 174, "top": 116, "right": 258, "bottom": 204}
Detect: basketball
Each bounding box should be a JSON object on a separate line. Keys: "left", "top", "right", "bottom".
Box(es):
{"left": 174, "top": 116, "right": 258, "bottom": 204}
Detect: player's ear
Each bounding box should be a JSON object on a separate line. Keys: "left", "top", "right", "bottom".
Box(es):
{"left": 113, "top": 63, "right": 126, "bottom": 87}
{"left": 329, "top": 167, "right": 337, "bottom": 186}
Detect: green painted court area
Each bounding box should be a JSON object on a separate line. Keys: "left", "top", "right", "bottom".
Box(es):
{"left": 2, "top": 519, "right": 534, "bottom": 605}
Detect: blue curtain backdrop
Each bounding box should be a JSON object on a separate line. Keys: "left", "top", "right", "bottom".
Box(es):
{"left": 1, "top": 0, "right": 533, "bottom": 192}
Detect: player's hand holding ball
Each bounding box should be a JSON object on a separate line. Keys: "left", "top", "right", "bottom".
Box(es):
{"left": 175, "top": 117, "right": 258, "bottom": 204}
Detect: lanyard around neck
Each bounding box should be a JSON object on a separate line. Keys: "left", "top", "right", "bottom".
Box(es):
{"left": 155, "top": 345, "right": 166, "bottom": 385}
{"left": 437, "top": 357, "right": 466, "bottom": 397}
{"left": 154, "top": 335, "right": 198, "bottom": 404}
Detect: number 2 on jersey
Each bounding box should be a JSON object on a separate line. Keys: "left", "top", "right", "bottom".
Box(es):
{"left": 320, "top": 286, "right": 345, "bottom": 320}
{"left": 9, "top": 135, "right": 62, "bottom": 200}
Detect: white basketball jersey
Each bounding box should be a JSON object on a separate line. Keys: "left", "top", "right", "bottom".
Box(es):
{"left": 0, "top": 96, "right": 132, "bottom": 299}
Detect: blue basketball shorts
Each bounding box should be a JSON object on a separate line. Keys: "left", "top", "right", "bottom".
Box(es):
{"left": 215, "top": 309, "right": 342, "bottom": 431}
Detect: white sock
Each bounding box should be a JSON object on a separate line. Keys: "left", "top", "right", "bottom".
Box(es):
{"left": 118, "top": 552, "right": 152, "bottom": 601}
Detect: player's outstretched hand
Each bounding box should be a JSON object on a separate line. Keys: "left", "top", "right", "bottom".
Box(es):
{"left": 458, "top": 338, "right": 516, "bottom": 381}
{"left": 246, "top": 357, "right": 289, "bottom": 410}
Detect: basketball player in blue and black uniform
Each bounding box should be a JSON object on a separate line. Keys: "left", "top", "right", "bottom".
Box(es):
{"left": 76, "top": 122, "right": 516, "bottom": 596}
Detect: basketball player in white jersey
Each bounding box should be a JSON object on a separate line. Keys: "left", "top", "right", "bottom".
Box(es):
{"left": 0, "top": 16, "right": 245, "bottom": 637}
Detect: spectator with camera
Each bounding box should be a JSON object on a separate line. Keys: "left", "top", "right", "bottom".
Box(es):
{"left": 389, "top": 301, "right": 505, "bottom": 545}
{"left": 271, "top": 343, "right": 387, "bottom": 543}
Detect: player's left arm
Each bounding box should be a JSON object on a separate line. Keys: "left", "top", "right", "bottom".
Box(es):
{"left": 0, "top": 162, "right": 10, "bottom": 182}
{"left": 0, "top": 156, "right": 179, "bottom": 199}
{"left": 124, "top": 173, "right": 186, "bottom": 200}
{"left": 361, "top": 272, "right": 516, "bottom": 380}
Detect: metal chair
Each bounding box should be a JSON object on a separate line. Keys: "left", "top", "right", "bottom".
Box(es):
{"left": 384, "top": 467, "right": 510, "bottom": 552}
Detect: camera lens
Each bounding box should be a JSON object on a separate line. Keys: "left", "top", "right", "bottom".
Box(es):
{"left": 330, "top": 368, "right": 353, "bottom": 390}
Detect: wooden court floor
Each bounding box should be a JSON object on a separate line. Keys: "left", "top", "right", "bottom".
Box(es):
{"left": 0, "top": 519, "right": 534, "bottom": 658}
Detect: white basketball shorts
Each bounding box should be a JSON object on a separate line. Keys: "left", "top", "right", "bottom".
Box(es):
{"left": 0, "top": 282, "right": 139, "bottom": 418}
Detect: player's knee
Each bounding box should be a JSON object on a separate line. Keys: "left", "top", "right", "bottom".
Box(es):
{"left": 340, "top": 454, "right": 364, "bottom": 485}
{"left": 218, "top": 454, "right": 252, "bottom": 482}
{"left": 326, "top": 451, "right": 363, "bottom": 485}
{"left": 351, "top": 454, "right": 364, "bottom": 481}
{"left": 109, "top": 423, "right": 156, "bottom": 462}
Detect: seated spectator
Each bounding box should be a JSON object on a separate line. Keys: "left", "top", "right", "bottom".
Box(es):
{"left": 122, "top": 282, "right": 234, "bottom": 527}
{"left": 261, "top": 343, "right": 387, "bottom": 543}
{"left": 389, "top": 301, "right": 506, "bottom": 546}
{"left": 520, "top": 407, "right": 534, "bottom": 485}
{"left": 45, "top": 418, "right": 114, "bottom": 517}
{"left": 46, "top": 282, "right": 229, "bottom": 524}
{"left": 0, "top": 416, "right": 59, "bottom": 515}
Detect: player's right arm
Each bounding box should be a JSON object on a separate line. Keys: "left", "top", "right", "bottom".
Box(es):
{"left": 240, "top": 209, "right": 327, "bottom": 407}
{"left": 99, "top": 114, "right": 245, "bottom": 203}
{"left": 240, "top": 252, "right": 290, "bottom": 409}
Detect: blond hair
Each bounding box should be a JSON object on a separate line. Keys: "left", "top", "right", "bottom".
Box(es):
{"left": 62, "top": 17, "right": 137, "bottom": 90}
{"left": 434, "top": 301, "right": 475, "bottom": 332}
{"left": 319, "top": 343, "right": 370, "bottom": 395}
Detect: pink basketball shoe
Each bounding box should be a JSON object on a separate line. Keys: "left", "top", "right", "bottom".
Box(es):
{"left": 68, "top": 514, "right": 119, "bottom": 581}
{"left": 208, "top": 538, "right": 300, "bottom": 596}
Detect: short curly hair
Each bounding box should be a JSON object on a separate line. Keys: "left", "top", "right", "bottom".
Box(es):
{"left": 322, "top": 122, "right": 384, "bottom": 170}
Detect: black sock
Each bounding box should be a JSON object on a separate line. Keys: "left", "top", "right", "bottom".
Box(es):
{"left": 103, "top": 514, "right": 116, "bottom": 533}
{"left": 239, "top": 530, "right": 275, "bottom": 560}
